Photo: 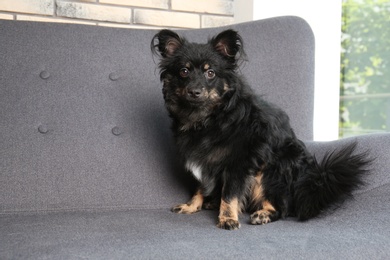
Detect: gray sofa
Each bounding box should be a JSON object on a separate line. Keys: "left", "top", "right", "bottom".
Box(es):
{"left": 1, "top": 16, "right": 389, "bottom": 259}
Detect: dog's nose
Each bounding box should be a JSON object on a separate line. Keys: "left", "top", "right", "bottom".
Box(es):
{"left": 187, "top": 88, "right": 202, "bottom": 98}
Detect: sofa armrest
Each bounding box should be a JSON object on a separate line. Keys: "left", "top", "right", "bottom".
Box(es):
{"left": 305, "top": 133, "right": 390, "bottom": 193}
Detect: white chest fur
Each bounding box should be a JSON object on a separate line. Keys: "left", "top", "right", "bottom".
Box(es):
{"left": 185, "top": 161, "right": 202, "bottom": 181}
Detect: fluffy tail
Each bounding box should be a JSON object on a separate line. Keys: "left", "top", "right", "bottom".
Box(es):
{"left": 293, "top": 142, "right": 371, "bottom": 220}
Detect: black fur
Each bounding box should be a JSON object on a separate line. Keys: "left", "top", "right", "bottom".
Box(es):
{"left": 151, "top": 29, "right": 371, "bottom": 230}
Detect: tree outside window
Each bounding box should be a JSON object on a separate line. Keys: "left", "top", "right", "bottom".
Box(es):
{"left": 340, "top": 0, "right": 390, "bottom": 137}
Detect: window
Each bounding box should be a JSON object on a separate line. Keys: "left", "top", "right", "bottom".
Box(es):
{"left": 340, "top": 0, "right": 390, "bottom": 137}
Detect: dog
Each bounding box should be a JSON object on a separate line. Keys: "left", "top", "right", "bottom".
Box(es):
{"left": 151, "top": 29, "right": 371, "bottom": 230}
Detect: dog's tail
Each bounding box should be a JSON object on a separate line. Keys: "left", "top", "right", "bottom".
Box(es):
{"left": 293, "top": 142, "right": 371, "bottom": 220}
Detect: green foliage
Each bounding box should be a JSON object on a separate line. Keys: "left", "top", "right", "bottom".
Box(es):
{"left": 340, "top": 0, "right": 390, "bottom": 137}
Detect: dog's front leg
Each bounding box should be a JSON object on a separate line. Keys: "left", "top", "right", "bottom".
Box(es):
{"left": 217, "top": 197, "right": 241, "bottom": 230}
{"left": 171, "top": 189, "right": 204, "bottom": 214}
{"left": 217, "top": 173, "right": 246, "bottom": 230}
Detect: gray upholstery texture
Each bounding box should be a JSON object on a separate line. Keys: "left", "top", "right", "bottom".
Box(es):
{"left": 1, "top": 17, "right": 389, "bottom": 259}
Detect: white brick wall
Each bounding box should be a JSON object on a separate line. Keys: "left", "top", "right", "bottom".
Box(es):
{"left": 0, "top": 0, "right": 54, "bottom": 15}
{"left": 134, "top": 9, "right": 199, "bottom": 28}
{"left": 171, "top": 0, "right": 233, "bottom": 15}
{"left": 56, "top": 1, "right": 132, "bottom": 24}
{"left": 0, "top": 0, "right": 235, "bottom": 29}
{"left": 100, "top": 0, "right": 169, "bottom": 9}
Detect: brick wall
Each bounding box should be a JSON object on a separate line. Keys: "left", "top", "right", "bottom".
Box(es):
{"left": 0, "top": 0, "right": 235, "bottom": 29}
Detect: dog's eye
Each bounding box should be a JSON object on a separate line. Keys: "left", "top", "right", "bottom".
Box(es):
{"left": 205, "top": 69, "right": 216, "bottom": 79}
{"left": 180, "top": 68, "right": 190, "bottom": 78}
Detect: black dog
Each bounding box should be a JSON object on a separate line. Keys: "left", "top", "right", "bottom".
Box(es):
{"left": 151, "top": 29, "right": 370, "bottom": 230}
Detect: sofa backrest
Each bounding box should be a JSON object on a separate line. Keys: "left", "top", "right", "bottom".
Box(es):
{"left": 0, "top": 17, "right": 314, "bottom": 213}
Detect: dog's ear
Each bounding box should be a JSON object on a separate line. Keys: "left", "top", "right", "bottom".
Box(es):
{"left": 210, "top": 29, "right": 244, "bottom": 62}
{"left": 151, "top": 29, "right": 184, "bottom": 58}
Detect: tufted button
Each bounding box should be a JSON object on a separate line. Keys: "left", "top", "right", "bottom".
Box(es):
{"left": 112, "top": 126, "right": 122, "bottom": 136}
{"left": 40, "top": 71, "right": 50, "bottom": 79}
{"left": 38, "top": 125, "right": 48, "bottom": 134}
{"left": 109, "top": 72, "right": 120, "bottom": 81}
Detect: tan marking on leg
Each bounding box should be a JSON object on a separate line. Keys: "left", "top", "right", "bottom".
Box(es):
{"left": 171, "top": 190, "right": 204, "bottom": 214}
{"left": 262, "top": 200, "right": 276, "bottom": 213}
{"left": 250, "top": 172, "right": 264, "bottom": 208}
{"left": 217, "top": 198, "right": 241, "bottom": 230}
{"left": 250, "top": 200, "right": 277, "bottom": 225}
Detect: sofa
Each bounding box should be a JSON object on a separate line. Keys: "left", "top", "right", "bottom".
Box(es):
{"left": 1, "top": 16, "right": 389, "bottom": 259}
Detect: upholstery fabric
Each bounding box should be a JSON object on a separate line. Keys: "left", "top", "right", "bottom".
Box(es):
{"left": 1, "top": 17, "right": 389, "bottom": 259}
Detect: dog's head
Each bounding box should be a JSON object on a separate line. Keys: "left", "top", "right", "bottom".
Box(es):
{"left": 151, "top": 29, "right": 245, "bottom": 130}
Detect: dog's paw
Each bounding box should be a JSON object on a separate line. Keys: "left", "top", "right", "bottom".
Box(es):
{"left": 250, "top": 210, "right": 272, "bottom": 225}
{"left": 171, "top": 203, "right": 201, "bottom": 214}
{"left": 217, "top": 219, "right": 241, "bottom": 230}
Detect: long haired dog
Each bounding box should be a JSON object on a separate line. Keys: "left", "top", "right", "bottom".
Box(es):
{"left": 151, "top": 29, "right": 370, "bottom": 230}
